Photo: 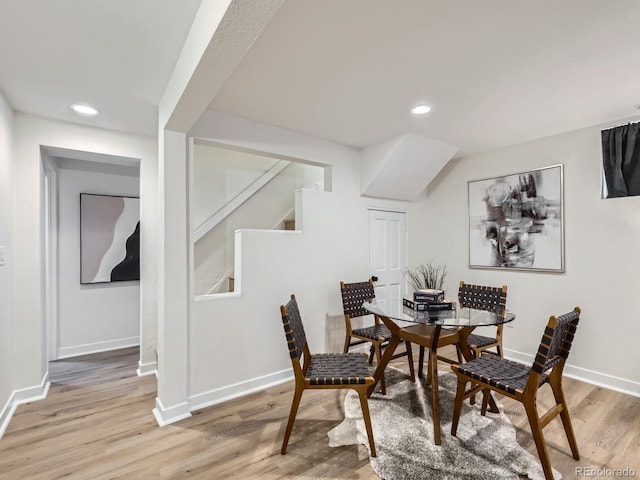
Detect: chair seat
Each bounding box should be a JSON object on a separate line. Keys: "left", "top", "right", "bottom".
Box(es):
{"left": 451, "top": 308, "right": 581, "bottom": 480}
{"left": 306, "top": 353, "right": 373, "bottom": 385}
{"left": 456, "top": 354, "right": 547, "bottom": 395}
{"left": 352, "top": 324, "right": 391, "bottom": 342}
{"left": 467, "top": 332, "right": 497, "bottom": 348}
{"left": 280, "top": 294, "right": 378, "bottom": 457}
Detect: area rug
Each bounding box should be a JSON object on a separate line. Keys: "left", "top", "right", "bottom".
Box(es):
{"left": 327, "top": 367, "right": 560, "bottom": 480}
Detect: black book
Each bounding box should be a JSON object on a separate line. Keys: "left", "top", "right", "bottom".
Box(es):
{"left": 403, "top": 297, "right": 455, "bottom": 311}
{"left": 413, "top": 289, "right": 445, "bottom": 303}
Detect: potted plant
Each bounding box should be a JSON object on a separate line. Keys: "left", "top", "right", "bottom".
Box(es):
{"left": 403, "top": 261, "right": 447, "bottom": 292}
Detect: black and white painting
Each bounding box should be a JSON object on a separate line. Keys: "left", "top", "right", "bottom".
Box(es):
{"left": 80, "top": 193, "right": 140, "bottom": 284}
{"left": 468, "top": 165, "right": 564, "bottom": 272}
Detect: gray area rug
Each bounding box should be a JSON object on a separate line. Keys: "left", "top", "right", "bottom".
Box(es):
{"left": 327, "top": 367, "right": 560, "bottom": 480}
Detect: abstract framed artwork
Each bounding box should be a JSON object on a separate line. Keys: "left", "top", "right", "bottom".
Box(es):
{"left": 80, "top": 193, "right": 140, "bottom": 284}
{"left": 468, "top": 164, "right": 564, "bottom": 272}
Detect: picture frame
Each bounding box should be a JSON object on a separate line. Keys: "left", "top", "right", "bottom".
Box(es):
{"left": 80, "top": 193, "right": 140, "bottom": 284}
{"left": 468, "top": 164, "right": 564, "bottom": 272}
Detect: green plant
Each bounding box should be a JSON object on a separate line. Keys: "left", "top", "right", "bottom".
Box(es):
{"left": 403, "top": 261, "right": 447, "bottom": 291}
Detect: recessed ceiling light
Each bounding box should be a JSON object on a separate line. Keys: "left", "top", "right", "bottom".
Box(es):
{"left": 411, "top": 104, "right": 431, "bottom": 115}
{"left": 71, "top": 104, "right": 100, "bottom": 117}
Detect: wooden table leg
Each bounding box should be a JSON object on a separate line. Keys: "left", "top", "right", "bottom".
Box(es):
{"left": 398, "top": 323, "right": 444, "bottom": 445}
{"left": 367, "top": 315, "right": 401, "bottom": 397}
{"left": 456, "top": 327, "right": 474, "bottom": 363}
{"left": 428, "top": 325, "right": 442, "bottom": 445}
{"left": 458, "top": 326, "right": 500, "bottom": 414}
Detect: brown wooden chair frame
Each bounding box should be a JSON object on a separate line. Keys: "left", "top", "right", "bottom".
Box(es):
{"left": 279, "top": 294, "right": 377, "bottom": 457}
{"left": 450, "top": 307, "right": 581, "bottom": 480}
{"left": 341, "top": 279, "right": 415, "bottom": 394}
{"left": 412, "top": 279, "right": 507, "bottom": 377}
{"left": 458, "top": 281, "right": 508, "bottom": 357}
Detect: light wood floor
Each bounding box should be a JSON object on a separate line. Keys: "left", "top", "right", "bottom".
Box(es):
{"left": 0, "top": 346, "right": 638, "bottom": 479}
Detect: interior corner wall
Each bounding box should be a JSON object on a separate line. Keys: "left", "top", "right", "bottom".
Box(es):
{"left": 138, "top": 129, "right": 159, "bottom": 375}
{"left": 11, "top": 113, "right": 157, "bottom": 392}
{"left": 423, "top": 121, "right": 640, "bottom": 395}
{"left": 155, "top": 129, "right": 190, "bottom": 423}
{"left": 0, "top": 91, "right": 14, "bottom": 434}
{"left": 56, "top": 168, "right": 140, "bottom": 358}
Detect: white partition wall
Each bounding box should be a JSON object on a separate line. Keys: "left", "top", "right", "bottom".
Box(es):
{"left": 0, "top": 92, "right": 14, "bottom": 437}
{"left": 154, "top": 129, "right": 191, "bottom": 426}
{"left": 185, "top": 112, "right": 426, "bottom": 411}
{"left": 11, "top": 113, "right": 157, "bottom": 396}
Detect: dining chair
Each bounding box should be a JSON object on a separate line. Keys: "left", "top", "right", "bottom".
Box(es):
{"left": 341, "top": 279, "right": 415, "bottom": 395}
{"left": 412, "top": 282, "right": 507, "bottom": 375}
{"left": 278, "top": 294, "right": 377, "bottom": 457}
{"left": 450, "top": 307, "right": 581, "bottom": 480}
{"left": 458, "top": 281, "right": 508, "bottom": 357}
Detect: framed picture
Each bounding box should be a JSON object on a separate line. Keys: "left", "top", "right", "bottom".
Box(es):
{"left": 468, "top": 164, "right": 564, "bottom": 272}
{"left": 80, "top": 193, "right": 140, "bottom": 284}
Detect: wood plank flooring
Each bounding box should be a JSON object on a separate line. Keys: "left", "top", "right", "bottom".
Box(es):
{"left": 0, "top": 346, "right": 637, "bottom": 479}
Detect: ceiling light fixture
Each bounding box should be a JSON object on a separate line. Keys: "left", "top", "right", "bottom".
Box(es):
{"left": 71, "top": 103, "right": 100, "bottom": 117}
{"left": 411, "top": 104, "right": 431, "bottom": 115}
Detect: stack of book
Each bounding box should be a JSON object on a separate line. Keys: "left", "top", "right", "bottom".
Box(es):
{"left": 403, "top": 288, "right": 456, "bottom": 311}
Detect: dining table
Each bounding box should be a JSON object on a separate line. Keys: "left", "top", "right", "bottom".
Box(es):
{"left": 363, "top": 298, "right": 515, "bottom": 445}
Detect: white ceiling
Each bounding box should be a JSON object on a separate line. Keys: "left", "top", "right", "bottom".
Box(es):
{"left": 1, "top": 0, "right": 640, "bottom": 155}
{"left": 210, "top": 0, "right": 640, "bottom": 156}
{"left": 0, "top": 0, "right": 202, "bottom": 137}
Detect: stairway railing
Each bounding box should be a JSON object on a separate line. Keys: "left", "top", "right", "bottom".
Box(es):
{"left": 193, "top": 159, "right": 290, "bottom": 242}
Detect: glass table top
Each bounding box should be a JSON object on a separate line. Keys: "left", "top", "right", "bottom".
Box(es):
{"left": 363, "top": 298, "right": 515, "bottom": 328}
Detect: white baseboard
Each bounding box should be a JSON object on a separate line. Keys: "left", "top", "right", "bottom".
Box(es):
{"left": 189, "top": 368, "right": 293, "bottom": 413}
{"left": 152, "top": 397, "right": 191, "bottom": 427}
{"left": 0, "top": 395, "right": 17, "bottom": 440}
{"left": 505, "top": 349, "right": 640, "bottom": 397}
{"left": 57, "top": 336, "right": 140, "bottom": 359}
{"left": 0, "top": 372, "right": 50, "bottom": 440}
{"left": 152, "top": 369, "right": 294, "bottom": 426}
{"left": 136, "top": 360, "right": 158, "bottom": 378}
{"left": 12, "top": 373, "right": 51, "bottom": 403}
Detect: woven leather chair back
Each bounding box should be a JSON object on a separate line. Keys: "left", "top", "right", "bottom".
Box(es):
{"left": 281, "top": 295, "right": 307, "bottom": 361}
{"left": 532, "top": 308, "right": 580, "bottom": 374}
{"left": 341, "top": 280, "right": 375, "bottom": 319}
{"left": 458, "top": 282, "right": 507, "bottom": 313}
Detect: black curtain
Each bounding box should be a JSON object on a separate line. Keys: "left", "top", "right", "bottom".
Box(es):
{"left": 602, "top": 122, "right": 640, "bottom": 198}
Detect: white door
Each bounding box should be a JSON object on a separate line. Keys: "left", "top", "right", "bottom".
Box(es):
{"left": 369, "top": 209, "right": 406, "bottom": 309}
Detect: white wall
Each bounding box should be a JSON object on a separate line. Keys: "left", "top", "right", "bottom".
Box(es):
{"left": 139, "top": 128, "right": 159, "bottom": 376}
{"left": 0, "top": 91, "right": 14, "bottom": 436}
{"left": 186, "top": 112, "right": 429, "bottom": 410}
{"left": 194, "top": 162, "right": 324, "bottom": 294}
{"left": 182, "top": 110, "right": 640, "bottom": 417}
{"left": 423, "top": 121, "right": 640, "bottom": 395}
{"left": 11, "top": 114, "right": 157, "bottom": 396}
{"left": 56, "top": 166, "right": 140, "bottom": 358}
{"left": 192, "top": 144, "right": 325, "bottom": 294}
{"left": 192, "top": 144, "right": 280, "bottom": 227}
{"left": 155, "top": 129, "right": 190, "bottom": 425}
{"left": 189, "top": 191, "right": 382, "bottom": 403}
{"left": 192, "top": 144, "right": 324, "bottom": 227}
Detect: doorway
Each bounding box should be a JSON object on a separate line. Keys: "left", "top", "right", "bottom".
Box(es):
{"left": 42, "top": 147, "right": 141, "bottom": 361}
{"left": 368, "top": 208, "right": 407, "bottom": 307}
